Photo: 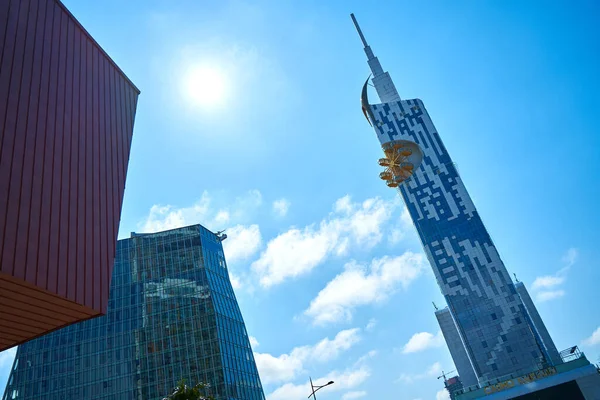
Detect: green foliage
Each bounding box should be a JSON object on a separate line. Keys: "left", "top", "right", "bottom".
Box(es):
{"left": 163, "top": 380, "right": 215, "bottom": 400}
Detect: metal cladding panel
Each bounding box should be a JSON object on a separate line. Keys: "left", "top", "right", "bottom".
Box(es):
{"left": 0, "top": 0, "right": 139, "bottom": 350}
{"left": 436, "top": 307, "right": 478, "bottom": 388}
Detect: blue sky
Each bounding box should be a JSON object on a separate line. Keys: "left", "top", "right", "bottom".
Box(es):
{"left": 2, "top": 1, "right": 600, "bottom": 399}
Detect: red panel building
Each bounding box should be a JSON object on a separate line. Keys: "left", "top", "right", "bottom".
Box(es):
{"left": 0, "top": 0, "right": 140, "bottom": 351}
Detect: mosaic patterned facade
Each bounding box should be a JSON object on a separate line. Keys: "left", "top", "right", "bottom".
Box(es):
{"left": 3, "top": 225, "right": 265, "bottom": 400}
{"left": 367, "top": 98, "right": 543, "bottom": 381}
{"left": 351, "top": 14, "right": 551, "bottom": 384}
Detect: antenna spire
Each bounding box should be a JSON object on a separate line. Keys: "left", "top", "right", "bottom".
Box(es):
{"left": 350, "top": 14, "right": 401, "bottom": 103}
{"left": 350, "top": 13, "right": 369, "bottom": 49}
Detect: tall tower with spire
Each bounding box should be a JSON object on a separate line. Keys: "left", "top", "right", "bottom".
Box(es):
{"left": 350, "top": 14, "right": 560, "bottom": 386}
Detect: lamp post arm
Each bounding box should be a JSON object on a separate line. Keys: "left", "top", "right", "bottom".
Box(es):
{"left": 313, "top": 385, "right": 328, "bottom": 394}
{"left": 308, "top": 379, "right": 333, "bottom": 399}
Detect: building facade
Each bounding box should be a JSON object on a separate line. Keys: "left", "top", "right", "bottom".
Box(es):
{"left": 0, "top": 0, "right": 139, "bottom": 351}
{"left": 351, "top": 14, "right": 543, "bottom": 383}
{"left": 351, "top": 14, "right": 600, "bottom": 399}
{"left": 2, "top": 225, "right": 265, "bottom": 400}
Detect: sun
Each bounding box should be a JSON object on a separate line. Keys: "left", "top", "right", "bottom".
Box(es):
{"left": 184, "top": 65, "right": 229, "bottom": 109}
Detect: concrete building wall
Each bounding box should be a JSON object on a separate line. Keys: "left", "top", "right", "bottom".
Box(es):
{"left": 0, "top": 0, "right": 139, "bottom": 351}
{"left": 437, "top": 307, "right": 479, "bottom": 388}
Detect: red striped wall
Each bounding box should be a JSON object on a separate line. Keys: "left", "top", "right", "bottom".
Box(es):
{"left": 0, "top": 0, "right": 139, "bottom": 350}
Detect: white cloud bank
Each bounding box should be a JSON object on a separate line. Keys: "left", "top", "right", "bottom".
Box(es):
{"left": 436, "top": 389, "right": 451, "bottom": 400}
{"left": 254, "top": 328, "right": 361, "bottom": 385}
{"left": 366, "top": 318, "right": 377, "bottom": 332}
{"left": 535, "top": 290, "right": 565, "bottom": 302}
{"left": 221, "top": 224, "right": 262, "bottom": 263}
{"left": 342, "top": 391, "right": 367, "bottom": 399}
{"left": 267, "top": 351, "right": 374, "bottom": 400}
{"left": 252, "top": 195, "right": 405, "bottom": 287}
{"left": 532, "top": 247, "right": 578, "bottom": 303}
{"left": 402, "top": 331, "right": 444, "bottom": 354}
{"left": 397, "top": 362, "right": 442, "bottom": 384}
{"left": 304, "top": 252, "right": 425, "bottom": 325}
{"left": 139, "top": 189, "right": 262, "bottom": 233}
{"left": 582, "top": 327, "right": 600, "bottom": 347}
{"left": 272, "top": 198, "right": 290, "bottom": 217}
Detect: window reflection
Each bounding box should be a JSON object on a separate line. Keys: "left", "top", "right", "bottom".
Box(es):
{"left": 4, "top": 225, "right": 264, "bottom": 400}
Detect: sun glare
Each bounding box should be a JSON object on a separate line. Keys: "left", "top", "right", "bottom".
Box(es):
{"left": 184, "top": 65, "right": 229, "bottom": 109}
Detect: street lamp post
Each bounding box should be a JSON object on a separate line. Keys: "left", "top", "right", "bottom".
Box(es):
{"left": 308, "top": 377, "right": 334, "bottom": 399}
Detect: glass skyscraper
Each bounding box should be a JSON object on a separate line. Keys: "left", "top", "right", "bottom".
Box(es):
{"left": 351, "top": 14, "right": 554, "bottom": 385}
{"left": 2, "top": 225, "right": 265, "bottom": 400}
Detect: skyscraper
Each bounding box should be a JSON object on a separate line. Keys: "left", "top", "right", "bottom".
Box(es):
{"left": 351, "top": 13, "right": 544, "bottom": 382}
{"left": 2, "top": 225, "right": 265, "bottom": 400}
{"left": 0, "top": 0, "right": 139, "bottom": 350}
{"left": 351, "top": 13, "right": 600, "bottom": 400}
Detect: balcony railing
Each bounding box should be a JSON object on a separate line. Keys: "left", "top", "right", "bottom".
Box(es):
{"left": 452, "top": 346, "right": 586, "bottom": 397}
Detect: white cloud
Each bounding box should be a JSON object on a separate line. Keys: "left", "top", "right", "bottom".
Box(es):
{"left": 272, "top": 198, "right": 291, "bottom": 217}
{"left": 366, "top": 319, "right": 377, "bottom": 332}
{"left": 254, "top": 328, "right": 361, "bottom": 384}
{"left": 562, "top": 247, "right": 579, "bottom": 268}
{"left": 535, "top": 290, "right": 565, "bottom": 303}
{"left": 531, "top": 247, "right": 578, "bottom": 302}
{"left": 304, "top": 252, "right": 425, "bottom": 325}
{"left": 140, "top": 192, "right": 211, "bottom": 233}
{"left": 402, "top": 331, "right": 444, "bottom": 354}
{"left": 582, "top": 327, "right": 600, "bottom": 346}
{"left": 397, "top": 362, "right": 442, "bottom": 384}
{"left": 214, "top": 210, "right": 230, "bottom": 224}
{"left": 253, "top": 352, "right": 303, "bottom": 385}
{"left": 297, "top": 328, "right": 362, "bottom": 363}
{"left": 388, "top": 228, "right": 406, "bottom": 245}
{"left": 436, "top": 389, "right": 451, "bottom": 400}
{"left": 267, "top": 355, "right": 371, "bottom": 400}
{"left": 229, "top": 273, "right": 242, "bottom": 289}
{"left": 252, "top": 195, "right": 401, "bottom": 287}
{"left": 243, "top": 189, "right": 263, "bottom": 208}
{"left": 266, "top": 382, "right": 307, "bottom": 400}
{"left": 0, "top": 347, "right": 16, "bottom": 369}
{"left": 342, "top": 391, "right": 367, "bottom": 399}
{"left": 531, "top": 275, "right": 565, "bottom": 290}
{"left": 427, "top": 362, "right": 443, "bottom": 375}
{"left": 222, "top": 224, "right": 262, "bottom": 263}
{"left": 388, "top": 207, "right": 413, "bottom": 244}
{"left": 249, "top": 336, "right": 259, "bottom": 348}
{"left": 138, "top": 190, "right": 262, "bottom": 234}
{"left": 356, "top": 350, "right": 377, "bottom": 363}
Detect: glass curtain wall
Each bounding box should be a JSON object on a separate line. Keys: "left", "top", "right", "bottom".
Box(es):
{"left": 3, "top": 225, "right": 264, "bottom": 400}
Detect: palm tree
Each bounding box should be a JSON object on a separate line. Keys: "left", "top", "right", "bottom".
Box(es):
{"left": 163, "top": 380, "right": 214, "bottom": 400}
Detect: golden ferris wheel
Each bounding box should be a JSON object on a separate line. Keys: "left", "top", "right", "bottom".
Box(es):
{"left": 378, "top": 140, "right": 423, "bottom": 188}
